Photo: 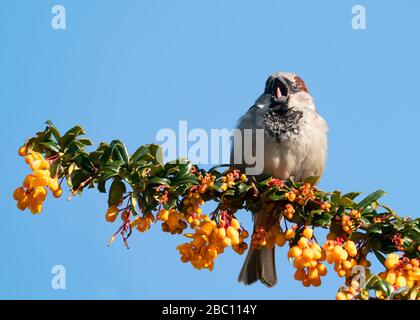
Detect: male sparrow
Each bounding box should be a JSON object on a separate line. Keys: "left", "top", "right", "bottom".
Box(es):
{"left": 231, "top": 72, "right": 328, "bottom": 287}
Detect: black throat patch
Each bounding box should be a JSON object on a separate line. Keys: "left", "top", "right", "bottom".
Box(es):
{"left": 263, "top": 106, "right": 304, "bottom": 142}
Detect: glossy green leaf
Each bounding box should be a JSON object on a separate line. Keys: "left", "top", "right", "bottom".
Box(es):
{"left": 59, "top": 125, "right": 85, "bottom": 148}
{"left": 339, "top": 197, "right": 354, "bottom": 208}
{"left": 304, "top": 176, "right": 320, "bottom": 186}
{"left": 46, "top": 120, "right": 61, "bottom": 141}
{"left": 149, "top": 176, "right": 171, "bottom": 186}
{"left": 373, "top": 250, "right": 387, "bottom": 267}
{"left": 78, "top": 138, "right": 93, "bottom": 146}
{"left": 331, "top": 191, "right": 341, "bottom": 205}
{"left": 342, "top": 192, "right": 362, "bottom": 200}
{"left": 108, "top": 179, "right": 126, "bottom": 206}
{"left": 39, "top": 141, "right": 60, "bottom": 153}
{"left": 130, "top": 193, "right": 139, "bottom": 215}
{"left": 312, "top": 213, "right": 332, "bottom": 227}
{"left": 356, "top": 190, "right": 387, "bottom": 209}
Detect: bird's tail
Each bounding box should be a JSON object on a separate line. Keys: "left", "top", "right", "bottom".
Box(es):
{"left": 238, "top": 244, "right": 277, "bottom": 287}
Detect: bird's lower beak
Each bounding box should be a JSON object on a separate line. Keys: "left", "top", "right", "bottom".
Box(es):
{"left": 272, "top": 95, "right": 288, "bottom": 104}
{"left": 271, "top": 77, "right": 289, "bottom": 105}
{"left": 270, "top": 93, "right": 288, "bottom": 108}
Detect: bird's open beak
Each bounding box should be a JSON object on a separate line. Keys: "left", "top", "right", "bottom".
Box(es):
{"left": 271, "top": 77, "right": 288, "bottom": 106}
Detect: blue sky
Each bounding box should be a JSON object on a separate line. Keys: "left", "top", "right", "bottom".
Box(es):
{"left": 0, "top": 0, "right": 419, "bottom": 299}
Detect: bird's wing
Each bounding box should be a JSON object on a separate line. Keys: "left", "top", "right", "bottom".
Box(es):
{"left": 230, "top": 105, "right": 265, "bottom": 171}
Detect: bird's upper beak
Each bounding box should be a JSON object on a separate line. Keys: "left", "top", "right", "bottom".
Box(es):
{"left": 270, "top": 77, "right": 289, "bottom": 107}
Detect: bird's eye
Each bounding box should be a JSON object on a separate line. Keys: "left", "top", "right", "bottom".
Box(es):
{"left": 291, "top": 82, "right": 299, "bottom": 91}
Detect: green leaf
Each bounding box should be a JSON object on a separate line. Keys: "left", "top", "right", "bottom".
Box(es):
{"left": 312, "top": 213, "right": 332, "bottom": 227}
{"left": 69, "top": 170, "right": 90, "bottom": 191}
{"left": 267, "top": 193, "right": 285, "bottom": 201}
{"left": 356, "top": 190, "right": 387, "bottom": 209}
{"left": 369, "top": 227, "right": 382, "bottom": 235}
{"left": 173, "top": 162, "right": 193, "bottom": 179}
{"left": 116, "top": 142, "right": 129, "bottom": 164}
{"left": 148, "top": 144, "right": 162, "bottom": 160}
{"left": 378, "top": 279, "right": 392, "bottom": 297}
{"left": 390, "top": 286, "right": 409, "bottom": 299}
{"left": 361, "top": 205, "right": 375, "bottom": 215}
{"left": 49, "top": 160, "right": 61, "bottom": 177}
{"left": 130, "top": 144, "right": 162, "bottom": 165}
{"left": 331, "top": 191, "right": 341, "bottom": 205}
{"left": 63, "top": 140, "right": 84, "bottom": 155}
{"left": 364, "top": 274, "right": 380, "bottom": 289}
{"left": 59, "top": 125, "right": 85, "bottom": 148}
{"left": 130, "top": 193, "right": 139, "bottom": 215}
{"left": 74, "top": 154, "right": 94, "bottom": 171}
{"left": 310, "top": 209, "right": 323, "bottom": 216}
{"left": 172, "top": 162, "right": 196, "bottom": 186}
{"left": 103, "top": 160, "right": 125, "bottom": 173}
{"left": 46, "top": 120, "right": 61, "bottom": 141}
{"left": 360, "top": 216, "right": 371, "bottom": 226}
{"left": 208, "top": 164, "right": 231, "bottom": 173}
{"left": 349, "top": 232, "right": 367, "bottom": 242}
{"left": 304, "top": 176, "right": 320, "bottom": 186}
{"left": 342, "top": 192, "right": 362, "bottom": 200}
{"left": 97, "top": 180, "right": 106, "bottom": 193}
{"left": 100, "top": 171, "right": 118, "bottom": 182}
{"left": 172, "top": 176, "right": 198, "bottom": 186}
{"left": 373, "top": 250, "right": 387, "bottom": 268}
{"left": 99, "top": 142, "right": 119, "bottom": 167}
{"left": 39, "top": 141, "right": 61, "bottom": 153}
{"left": 78, "top": 138, "right": 93, "bottom": 146}
{"left": 130, "top": 145, "right": 150, "bottom": 164}
{"left": 365, "top": 275, "right": 391, "bottom": 297}
{"left": 149, "top": 176, "right": 171, "bottom": 186}
{"left": 163, "top": 198, "right": 177, "bottom": 210}
{"left": 238, "top": 183, "right": 252, "bottom": 195}
{"left": 339, "top": 197, "right": 354, "bottom": 208}
{"left": 108, "top": 179, "right": 126, "bottom": 206}
{"left": 222, "top": 189, "right": 235, "bottom": 197}
{"left": 257, "top": 178, "right": 274, "bottom": 187}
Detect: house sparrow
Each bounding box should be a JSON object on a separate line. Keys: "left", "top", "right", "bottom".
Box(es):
{"left": 231, "top": 72, "right": 328, "bottom": 287}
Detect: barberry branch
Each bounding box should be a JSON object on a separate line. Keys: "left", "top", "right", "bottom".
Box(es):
{"left": 12, "top": 121, "right": 420, "bottom": 300}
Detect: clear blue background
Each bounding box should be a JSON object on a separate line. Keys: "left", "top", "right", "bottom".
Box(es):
{"left": 0, "top": 0, "right": 419, "bottom": 299}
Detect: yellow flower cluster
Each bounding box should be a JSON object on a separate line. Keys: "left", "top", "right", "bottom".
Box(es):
{"left": 196, "top": 173, "right": 215, "bottom": 194}
{"left": 159, "top": 209, "right": 187, "bottom": 234}
{"left": 282, "top": 183, "right": 314, "bottom": 206}
{"left": 288, "top": 227, "right": 327, "bottom": 287}
{"left": 106, "top": 203, "right": 155, "bottom": 234}
{"left": 284, "top": 191, "right": 297, "bottom": 202}
{"left": 250, "top": 223, "right": 294, "bottom": 250}
{"left": 220, "top": 169, "right": 244, "bottom": 191}
{"left": 105, "top": 205, "right": 120, "bottom": 222}
{"left": 341, "top": 215, "right": 354, "bottom": 234}
{"left": 283, "top": 204, "right": 295, "bottom": 220}
{"left": 320, "top": 202, "right": 332, "bottom": 211}
{"left": 336, "top": 285, "right": 363, "bottom": 300}
{"left": 251, "top": 225, "right": 278, "bottom": 249}
{"left": 338, "top": 210, "right": 361, "bottom": 234}
{"left": 177, "top": 216, "right": 248, "bottom": 271}
{"left": 295, "top": 183, "right": 315, "bottom": 206}
{"left": 133, "top": 213, "right": 155, "bottom": 232}
{"left": 183, "top": 190, "right": 205, "bottom": 228}
{"left": 324, "top": 239, "right": 359, "bottom": 278}
{"left": 14, "top": 147, "right": 62, "bottom": 214}
{"left": 350, "top": 209, "right": 361, "bottom": 220}
{"left": 378, "top": 254, "right": 420, "bottom": 290}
